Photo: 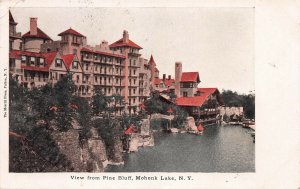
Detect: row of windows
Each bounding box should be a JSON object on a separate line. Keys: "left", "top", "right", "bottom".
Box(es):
{"left": 180, "top": 82, "right": 198, "bottom": 88}
{"left": 21, "top": 55, "right": 45, "bottom": 66}
{"left": 82, "top": 53, "right": 123, "bottom": 64}
{"left": 129, "top": 78, "right": 137, "bottom": 85}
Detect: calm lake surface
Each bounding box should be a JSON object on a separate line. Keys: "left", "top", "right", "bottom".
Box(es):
{"left": 106, "top": 125, "right": 255, "bottom": 172}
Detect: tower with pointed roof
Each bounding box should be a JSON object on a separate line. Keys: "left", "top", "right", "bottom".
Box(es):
{"left": 22, "top": 17, "right": 52, "bottom": 52}
{"left": 109, "top": 30, "right": 143, "bottom": 113}
{"left": 58, "top": 28, "right": 87, "bottom": 61}
{"left": 9, "top": 10, "right": 22, "bottom": 51}
{"left": 148, "top": 55, "right": 159, "bottom": 88}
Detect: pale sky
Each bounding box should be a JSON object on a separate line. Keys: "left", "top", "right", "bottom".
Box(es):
{"left": 11, "top": 7, "right": 254, "bottom": 94}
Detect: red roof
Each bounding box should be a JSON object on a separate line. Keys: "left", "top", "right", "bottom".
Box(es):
{"left": 10, "top": 50, "right": 57, "bottom": 72}
{"left": 167, "top": 107, "right": 173, "bottom": 113}
{"left": 164, "top": 79, "right": 175, "bottom": 87}
{"left": 176, "top": 88, "right": 219, "bottom": 107}
{"left": 197, "top": 123, "right": 204, "bottom": 131}
{"left": 181, "top": 72, "right": 200, "bottom": 83}
{"left": 10, "top": 50, "right": 44, "bottom": 59}
{"left": 197, "top": 88, "right": 218, "bottom": 95}
{"left": 58, "top": 28, "right": 84, "bottom": 37}
{"left": 148, "top": 55, "right": 156, "bottom": 66}
{"left": 23, "top": 28, "right": 52, "bottom": 40}
{"left": 154, "top": 78, "right": 162, "bottom": 85}
{"left": 61, "top": 54, "right": 75, "bottom": 69}
{"left": 109, "top": 38, "right": 142, "bottom": 49}
{"left": 124, "top": 124, "right": 135, "bottom": 135}
{"left": 43, "top": 51, "right": 58, "bottom": 66}
{"left": 81, "top": 47, "right": 126, "bottom": 59}
{"left": 176, "top": 96, "right": 207, "bottom": 107}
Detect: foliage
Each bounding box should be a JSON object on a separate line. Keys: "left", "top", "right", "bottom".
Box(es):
{"left": 9, "top": 74, "right": 73, "bottom": 172}
{"left": 9, "top": 74, "right": 81, "bottom": 172}
{"left": 222, "top": 90, "right": 255, "bottom": 119}
{"left": 144, "top": 92, "right": 168, "bottom": 115}
{"left": 53, "top": 73, "right": 77, "bottom": 131}
{"left": 144, "top": 91, "right": 188, "bottom": 128}
{"left": 91, "top": 87, "right": 112, "bottom": 115}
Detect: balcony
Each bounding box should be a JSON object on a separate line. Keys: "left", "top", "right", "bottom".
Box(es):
{"left": 128, "top": 52, "right": 141, "bottom": 57}
{"left": 24, "top": 77, "right": 48, "bottom": 83}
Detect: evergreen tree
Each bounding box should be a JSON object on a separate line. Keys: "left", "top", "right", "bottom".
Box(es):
{"left": 53, "top": 73, "right": 76, "bottom": 131}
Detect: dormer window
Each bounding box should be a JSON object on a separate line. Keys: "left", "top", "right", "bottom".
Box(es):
{"left": 30, "top": 57, "right": 35, "bottom": 65}
{"left": 39, "top": 58, "right": 44, "bottom": 66}
{"left": 55, "top": 59, "right": 62, "bottom": 67}
{"left": 72, "top": 61, "right": 78, "bottom": 69}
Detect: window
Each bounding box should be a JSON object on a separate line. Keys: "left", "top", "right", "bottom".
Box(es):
{"left": 76, "top": 75, "right": 80, "bottom": 83}
{"left": 95, "top": 76, "right": 98, "bottom": 82}
{"left": 21, "top": 56, "right": 26, "bottom": 63}
{"left": 85, "top": 64, "right": 89, "bottom": 71}
{"left": 183, "top": 92, "right": 188, "bottom": 97}
{"left": 30, "top": 57, "right": 35, "bottom": 65}
{"left": 133, "top": 60, "right": 136, "bottom": 66}
{"left": 72, "top": 61, "right": 78, "bottom": 69}
{"left": 39, "top": 58, "right": 44, "bottom": 66}
{"left": 72, "top": 49, "right": 77, "bottom": 55}
{"left": 133, "top": 89, "right": 136, "bottom": 94}
{"left": 55, "top": 59, "right": 62, "bottom": 67}
{"left": 133, "top": 79, "right": 136, "bottom": 85}
{"left": 133, "top": 69, "right": 136, "bottom": 75}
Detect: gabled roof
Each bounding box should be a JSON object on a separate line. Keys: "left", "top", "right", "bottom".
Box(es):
{"left": 176, "top": 88, "right": 219, "bottom": 107}
{"left": 58, "top": 28, "right": 85, "bottom": 37}
{"left": 148, "top": 55, "right": 156, "bottom": 66}
{"left": 61, "top": 54, "right": 75, "bottom": 69}
{"left": 23, "top": 28, "right": 52, "bottom": 40}
{"left": 181, "top": 72, "right": 200, "bottom": 83}
{"left": 109, "top": 38, "right": 142, "bottom": 49}
{"left": 81, "top": 47, "right": 126, "bottom": 59}
{"left": 43, "top": 51, "right": 58, "bottom": 66}
{"left": 9, "top": 10, "right": 17, "bottom": 24}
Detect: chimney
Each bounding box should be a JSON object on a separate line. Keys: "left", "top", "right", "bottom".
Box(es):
{"left": 30, "top": 18, "right": 38, "bottom": 35}
{"left": 123, "top": 30, "right": 129, "bottom": 43}
{"left": 163, "top": 74, "right": 166, "bottom": 81}
{"left": 168, "top": 75, "right": 171, "bottom": 80}
{"left": 175, "top": 62, "right": 182, "bottom": 97}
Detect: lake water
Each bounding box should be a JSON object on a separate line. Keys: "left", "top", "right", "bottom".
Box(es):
{"left": 106, "top": 125, "right": 255, "bottom": 172}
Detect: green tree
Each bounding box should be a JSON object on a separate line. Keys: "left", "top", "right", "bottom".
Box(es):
{"left": 91, "top": 87, "right": 112, "bottom": 116}
{"left": 27, "top": 84, "right": 56, "bottom": 130}
{"left": 110, "top": 93, "right": 125, "bottom": 116}
{"left": 53, "top": 73, "right": 76, "bottom": 131}
{"left": 222, "top": 90, "right": 255, "bottom": 119}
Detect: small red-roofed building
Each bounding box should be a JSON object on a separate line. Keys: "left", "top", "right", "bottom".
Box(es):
{"left": 176, "top": 87, "right": 224, "bottom": 125}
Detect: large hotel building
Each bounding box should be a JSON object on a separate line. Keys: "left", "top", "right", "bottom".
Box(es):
{"left": 9, "top": 11, "right": 224, "bottom": 123}
{"left": 9, "top": 11, "right": 153, "bottom": 114}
